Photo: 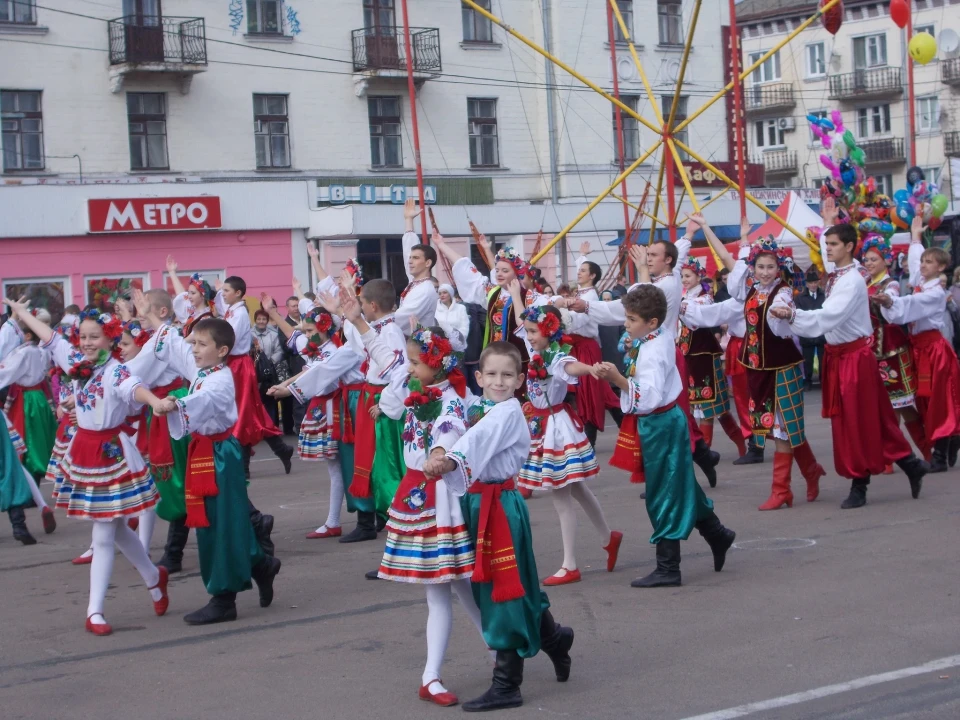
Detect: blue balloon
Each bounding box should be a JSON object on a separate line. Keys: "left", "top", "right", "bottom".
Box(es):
{"left": 896, "top": 201, "right": 914, "bottom": 222}
{"left": 893, "top": 189, "right": 909, "bottom": 204}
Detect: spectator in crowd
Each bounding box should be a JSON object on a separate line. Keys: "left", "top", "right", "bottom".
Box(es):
{"left": 279, "top": 295, "right": 307, "bottom": 435}
{"left": 435, "top": 283, "right": 469, "bottom": 340}
{"left": 795, "top": 268, "right": 826, "bottom": 391}
{"left": 253, "top": 308, "right": 285, "bottom": 426}
{"left": 714, "top": 268, "right": 731, "bottom": 303}
{"left": 941, "top": 273, "right": 960, "bottom": 348}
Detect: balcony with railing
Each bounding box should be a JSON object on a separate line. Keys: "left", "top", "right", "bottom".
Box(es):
{"left": 828, "top": 67, "right": 902, "bottom": 100}
{"left": 946, "top": 131, "right": 960, "bottom": 157}
{"left": 944, "top": 57, "right": 960, "bottom": 86}
{"left": 107, "top": 16, "right": 207, "bottom": 92}
{"left": 351, "top": 27, "right": 441, "bottom": 82}
{"left": 744, "top": 83, "right": 796, "bottom": 115}
{"left": 860, "top": 137, "right": 905, "bottom": 165}
{"left": 754, "top": 150, "right": 797, "bottom": 176}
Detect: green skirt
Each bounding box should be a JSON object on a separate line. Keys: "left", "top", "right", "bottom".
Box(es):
{"left": 339, "top": 389, "right": 375, "bottom": 514}
{"left": 372, "top": 415, "right": 405, "bottom": 518}
{"left": 21, "top": 390, "right": 57, "bottom": 481}
{"left": 460, "top": 488, "right": 551, "bottom": 658}
{"left": 149, "top": 387, "right": 190, "bottom": 522}
{"left": 640, "top": 405, "right": 715, "bottom": 544}
{"left": 196, "top": 436, "right": 265, "bottom": 596}
{"left": 0, "top": 422, "right": 32, "bottom": 512}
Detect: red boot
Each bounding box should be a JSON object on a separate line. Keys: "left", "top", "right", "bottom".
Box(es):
{"left": 699, "top": 421, "right": 714, "bottom": 448}
{"left": 759, "top": 452, "right": 794, "bottom": 510}
{"left": 718, "top": 413, "right": 747, "bottom": 457}
{"left": 603, "top": 531, "right": 623, "bottom": 572}
{"left": 904, "top": 419, "right": 930, "bottom": 461}
{"left": 792, "top": 441, "right": 825, "bottom": 502}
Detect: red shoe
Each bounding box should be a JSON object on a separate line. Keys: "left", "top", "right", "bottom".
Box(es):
{"left": 85, "top": 615, "right": 113, "bottom": 636}
{"left": 419, "top": 680, "right": 458, "bottom": 707}
{"left": 519, "top": 486, "right": 533, "bottom": 500}
{"left": 759, "top": 452, "right": 794, "bottom": 510}
{"left": 603, "top": 531, "right": 623, "bottom": 572}
{"left": 72, "top": 552, "right": 93, "bottom": 565}
{"left": 543, "top": 568, "right": 581, "bottom": 586}
{"left": 127, "top": 517, "right": 139, "bottom": 532}
{"left": 305, "top": 526, "right": 342, "bottom": 539}
{"left": 41, "top": 507, "right": 57, "bottom": 534}
{"left": 883, "top": 464, "right": 895, "bottom": 475}
{"left": 150, "top": 566, "right": 169, "bottom": 616}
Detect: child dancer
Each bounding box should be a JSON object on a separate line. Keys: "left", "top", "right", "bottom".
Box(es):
{"left": 423, "top": 342, "right": 575, "bottom": 712}
{"left": 876, "top": 217, "right": 960, "bottom": 472}
{"left": 5, "top": 300, "right": 169, "bottom": 635}
{"left": 508, "top": 283, "right": 622, "bottom": 586}
{"left": 167, "top": 256, "right": 215, "bottom": 335}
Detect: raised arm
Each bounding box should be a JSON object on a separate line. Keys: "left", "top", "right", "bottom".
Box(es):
{"left": 2, "top": 298, "right": 52, "bottom": 344}
{"left": 726, "top": 245, "right": 752, "bottom": 302}
{"left": 166, "top": 255, "right": 187, "bottom": 297}
{"left": 698, "top": 214, "right": 736, "bottom": 271}
{"left": 306, "top": 242, "right": 328, "bottom": 284}
{"left": 818, "top": 196, "right": 840, "bottom": 274}
{"left": 682, "top": 297, "right": 741, "bottom": 329}
{"left": 261, "top": 294, "right": 296, "bottom": 340}
{"left": 629, "top": 245, "right": 650, "bottom": 284}
{"left": 431, "top": 229, "right": 464, "bottom": 267}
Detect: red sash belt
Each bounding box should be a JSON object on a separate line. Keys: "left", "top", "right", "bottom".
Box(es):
{"left": 5, "top": 383, "right": 44, "bottom": 440}
{"left": 134, "top": 408, "right": 150, "bottom": 456}
{"left": 184, "top": 430, "right": 232, "bottom": 528}
{"left": 146, "top": 378, "right": 185, "bottom": 475}
{"left": 337, "top": 381, "right": 365, "bottom": 444}
{"left": 911, "top": 329, "right": 942, "bottom": 398}
{"left": 822, "top": 336, "right": 872, "bottom": 418}
{"left": 523, "top": 402, "right": 584, "bottom": 438}
{"left": 467, "top": 478, "right": 524, "bottom": 603}
{"left": 350, "top": 382, "right": 386, "bottom": 499}
{"left": 610, "top": 401, "right": 677, "bottom": 484}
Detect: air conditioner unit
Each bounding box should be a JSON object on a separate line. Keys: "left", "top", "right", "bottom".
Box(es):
{"left": 778, "top": 117, "right": 796, "bottom": 131}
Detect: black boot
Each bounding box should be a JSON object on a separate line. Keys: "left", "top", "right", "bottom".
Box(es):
{"left": 584, "top": 422, "right": 598, "bottom": 448}
{"left": 242, "top": 445, "right": 251, "bottom": 480}
{"left": 339, "top": 511, "right": 377, "bottom": 543}
{"left": 896, "top": 453, "right": 929, "bottom": 498}
{"left": 157, "top": 517, "right": 189, "bottom": 573}
{"left": 266, "top": 435, "right": 294, "bottom": 475}
{"left": 949, "top": 435, "right": 960, "bottom": 468}
{"left": 733, "top": 439, "right": 765, "bottom": 466}
{"left": 462, "top": 650, "right": 524, "bottom": 712}
{"left": 929, "top": 440, "right": 949, "bottom": 474}
{"left": 248, "top": 500, "right": 275, "bottom": 556}
{"left": 539, "top": 609, "right": 574, "bottom": 682}
{"left": 695, "top": 513, "right": 736, "bottom": 572}
{"left": 184, "top": 592, "right": 238, "bottom": 625}
{"left": 8, "top": 508, "right": 36, "bottom": 545}
{"left": 840, "top": 478, "right": 869, "bottom": 509}
{"left": 375, "top": 513, "right": 387, "bottom": 532}
{"left": 364, "top": 569, "right": 380, "bottom": 580}
{"left": 692, "top": 439, "right": 720, "bottom": 488}
{"left": 631, "top": 539, "right": 681, "bottom": 587}
{"left": 251, "top": 555, "right": 281, "bottom": 608}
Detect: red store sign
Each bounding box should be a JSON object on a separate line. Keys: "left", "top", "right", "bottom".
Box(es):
{"left": 87, "top": 196, "right": 222, "bottom": 233}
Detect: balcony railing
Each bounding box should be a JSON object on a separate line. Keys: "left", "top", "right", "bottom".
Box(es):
{"left": 108, "top": 16, "right": 207, "bottom": 66}
{"left": 860, "top": 137, "right": 905, "bottom": 165}
{"left": 744, "top": 83, "right": 796, "bottom": 114}
{"left": 351, "top": 27, "right": 441, "bottom": 75}
{"left": 944, "top": 57, "right": 960, "bottom": 86}
{"left": 946, "top": 131, "right": 960, "bottom": 157}
{"left": 754, "top": 150, "right": 797, "bottom": 175}
{"left": 828, "top": 67, "right": 902, "bottom": 100}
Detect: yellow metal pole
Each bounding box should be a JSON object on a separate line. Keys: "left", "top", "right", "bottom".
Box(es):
{"left": 673, "top": 0, "right": 841, "bottom": 135}
{"left": 664, "top": 0, "right": 702, "bottom": 131}
{"left": 607, "top": 0, "right": 664, "bottom": 126}
{"left": 530, "top": 138, "right": 663, "bottom": 265}
{"left": 677, "top": 187, "right": 730, "bottom": 224}
{"left": 460, "top": 0, "right": 661, "bottom": 135}
{"left": 648, "top": 156, "right": 667, "bottom": 241}
{"left": 667, "top": 138, "right": 723, "bottom": 267}
{"left": 611, "top": 193, "right": 668, "bottom": 227}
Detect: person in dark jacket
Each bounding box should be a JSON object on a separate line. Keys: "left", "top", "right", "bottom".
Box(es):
{"left": 281, "top": 296, "right": 307, "bottom": 435}
{"left": 795, "top": 268, "right": 826, "bottom": 391}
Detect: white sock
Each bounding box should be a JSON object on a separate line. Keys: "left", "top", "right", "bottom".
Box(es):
{"left": 113, "top": 519, "right": 162, "bottom": 600}
{"left": 87, "top": 521, "right": 117, "bottom": 621}
{"left": 22, "top": 466, "right": 48, "bottom": 509}
{"left": 570, "top": 482, "right": 612, "bottom": 541}
{"left": 324, "top": 460, "right": 344, "bottom": 529}
{"left": 78, "top": 545, "right": 94, "bottom": 560}
{"left": 137, "top": 509, "right": 157, "bottom": 556}
{"left": 552, "top": 485, "right": 579, "bottom": 572}
{"left": 423, "top": 584, "right": 454, "bottom": 689}
{"left": 451, "top": 578, "right": 491, "bottom": 660}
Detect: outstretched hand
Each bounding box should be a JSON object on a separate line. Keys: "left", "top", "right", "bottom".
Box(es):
{"left": 306, "top": 242, "right": 319, "bottom": 258}
{"left": 267, "top": 384, "right": 292, "bottom": 398}
{"left": 131, "top": 288, "right": 151, "bottom": 318}
{"left": 317, "top": 290, "right": 340, "bottom": 315}
{"left": 403, "top": 197, "right": 421, "bottom": 221}
{"left": 214, "top": 278, "right": 224, "bottom": 292}
{"left": 2, "top": 296, "right": 30, "bottom": 317}
{"left": 567, "top": 298, "right": 587, "bottom": 313}
{"left": 910, "top": 215, "right": 924, "bottom": 240}
{"left": 152, "top": 398, "right": 177, "bottom": 416}
{"left": 769, "top": 307, "right": 792, "bottom": 320}
{"left": 260, "top": 293, "right": 276, "bottom": 312}
{"left": 821, "top": 196, "right": 839, "bottom": 225}
{"left": 874, "top": 292, "right": 894, "bottom": 309}
{"left": 422, "top": 454, "right": 456, "bottom": 478}
{"left": 340, "top": 290, "right": 363, "bottom": 323}
{"left": 739, "top": 216, "right": 751, "bottom": 245}
{"left": 165, "top": 254, "right": 178, "bottom": 273}
{"left": 629, "top": 244, "right": 647, "bottom": 269}
{"left": 292, "top": 277, "right": 302, "bottom": 292}
{"left": 579, "top": 240, "right": 591, "bottom": 256}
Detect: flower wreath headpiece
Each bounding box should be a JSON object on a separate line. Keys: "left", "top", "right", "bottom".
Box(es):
{"left": 344, "top": 258, "right": 365, "bottom": 294}
{"left": 495, "top": 246, "right": 529, "bottom": 279}
{"left": 78, "top": 307, "right": 124, "bottom": 357}
{"left": 858, "top": 233, "right": 893, "bottom": 265}
{"left": 304, "top": 307, "right": 335, "bottom": 335}
{"left": 747, "top": 236, "right": 788, "bottom": 270}
{"left": 188, "top": 273, "right": 216, "bottom": 305}
{"left": 123, "top": 320, "right": 153, "bottom": 347}
{"left": 411, "top": 325, "right": 459, "bottom": 374}
{"left": 520, "top": 305, "right": 563, "bottom": 343}
{"left": 680, "top": 258, "right": 706, "bottom": 280}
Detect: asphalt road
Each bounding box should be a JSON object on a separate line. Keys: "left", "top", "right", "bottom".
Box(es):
{"left": 2, "top": 390, "right": 959, "bottom": 720}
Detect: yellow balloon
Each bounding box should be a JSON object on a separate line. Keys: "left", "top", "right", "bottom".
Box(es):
{"left": 909, "top": 32, "right": 937, "bottom": 65}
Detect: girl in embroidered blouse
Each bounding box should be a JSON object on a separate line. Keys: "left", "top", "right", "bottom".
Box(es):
{"left": 4, "top": 299, "right": 170, "bottom": 637}
{"left": 166, "top": 255, "right": 216, "bottom": 335}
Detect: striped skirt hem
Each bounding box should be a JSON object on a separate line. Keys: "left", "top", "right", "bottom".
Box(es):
{"left": 378, "top": 524, "right": 475, "bottom": 584}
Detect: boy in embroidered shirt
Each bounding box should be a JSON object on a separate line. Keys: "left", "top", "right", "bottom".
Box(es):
{"left": 594, "top": 285, "right": 736, "bottom": 589}
{"left": 422, "top": 342, "right": 575, "bottom": 713}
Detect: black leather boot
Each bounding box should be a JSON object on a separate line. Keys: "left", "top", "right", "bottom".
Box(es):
{"left": 265, "top": 435, "right": 294, "bottom": 474}
{"left": 631, "top": 539, "right": 681, "bottom": 587}
{"left": 184, "top": 593, "right": 238, "bottom": 625}
{"left": 248, "top": 500, "right": 275, "bottom": 556}
{"left": 949, "top": 435, "right": 960, "bottom": 468}
{"left": 692, "top": 439, "right": 720, "bottom": 488}
{"left": 462, "top": 650, "right": 524, "bottom": 712}
{"left": 929, "top": 440, "right": 949, "bottom": 474}
{"left": 733, "top": 439, "right": 764, "bottom": 465}
{"left": 584, "top": 422, "right": 598, "bottom": 448}
{"left": 539, "top": 609, "right": 574, "bottom": 682}
{"left": 695, "top": 512, "right": 736, "bottom": 571}
{"left": 8, "top": 508, "right": 36, "bottom": 545}
{"left": 840, "top": 478, "right": 869, "bottom": 509}
{"left": 339, "top": 511, "right": 377, "bottom": 543}
{"left": 242, "top": 445, "right": 251, "bottom": 480}
{"left": 251, "top": 555, "right": 281, "bottom": 608}
{"left": 896, "top": 453, "right": 929, "bottom": 498}
{"left": 157, "top": 517, "right": 189, "bottom": 573}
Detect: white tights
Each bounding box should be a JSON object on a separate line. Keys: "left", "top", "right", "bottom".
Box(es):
{"left": 86, "top": 518, "right": 161, "bottom": 624}
{"left": 422, "top": 580, "right": 486, "bottom": 693}
{"left": 318, "top": 460, "right": 345, "bottom": 531}
{"left": 551, "top": 482, "right": 612, "bottom": 572}
{"left": 138, "top": 508, "right": 157, "bottom": 556}
{"left": 22, "top": 467, "right": 48, "bottom": 509}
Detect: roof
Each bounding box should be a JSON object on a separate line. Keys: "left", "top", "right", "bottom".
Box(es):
{"left": 735, "top": 0, "right": 879, "bottom": 23}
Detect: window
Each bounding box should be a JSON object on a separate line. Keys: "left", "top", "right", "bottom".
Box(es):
{"left": 856, "top": 104, "right": 891, "bottom": 138}
{"left": 853, "top": 33, "right": 886, "bottom": 70}
{"left": 468, "top": 98, "right": 499, "bottom": 168}
{"left": 807, "top": 109, "right": 827, "bottom": 145}
{"left": 615, "top": 95, "right": 641, "bottom": 161}
{"left": 917, "top": 96, "right": 940, "bottom": 133}
{"left": 461, "top": 0, "right": 492, "bottom": 43}
{"left": 247, "top": 0, "right": 282, "bottom": 34}
{"left": 922, "top": 166, "right": 941, "bottom": 187}
{"left": 661, "top": 95, "right": 688, "bottom": 160}
{"left": 368, "top": 96, "right": 402, "bottom": 168}
{"left": 754, "top": 119, "right": 785, "bottom": 149}
{"left": 613, "top": 1, "right": 632, "bottom": 43}
{"left": 657, "top": 1, "right": 682, "bottom": 46}
{"left": 85, "top": 276, "right": 146, "bottom": 314}
{"left": 0, "top": 0, "right": 35, "bottom": 23}
{"left": 1, "top": 91, "right": 43, "bottom": 171}
{"left": 356, "top": 238, "right": 407, "bottom": 296}
{"left": 127, "top": 92, "right": 168, "bottom": 170}
{"left": 874, "top": 174, "right": 893, "bottom": 196}
{"left": 363, "top": 0, "right": 396, "bottom": 33}
{"left": 748, "top": 50, "right": 781, "bottom": 83}
{"left": 254, "top": 94, "right": 290, "bottom": 168}
{"left": 2, "top": 278, "right": 66, "bottom": 326}
{"left": 915, "top": 24, "right": 934, "bottom": 40}
{"left": 806, "top": 42, "right": 825, "bottom": 78}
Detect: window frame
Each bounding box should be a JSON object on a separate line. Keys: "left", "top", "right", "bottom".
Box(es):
{"left": 461, "top": 0, "right": 493, "bottom": 44}
{"left": 657, "top": 0, "right": 683, "bottom": 46}
{"left": 2, "top": 276, "right": 69, "bottom": 326}
{"left": 467, "top": 97, "right": 500, "bottom": 169}
{"left": 921, "top": 166, "right": 941, "bottom": 187}
{"left": 914, "top": 24, "right": 934, "bottom": 41}
{"left": 874, "top": 174, "right": 893, "bottom": 196}
{"left": 916, "top": 95, "right": 940, "bottom": 134}
{"left": 748, "top": 50, "right": 781, "bottom": 84}
{"left": 253, "top": 93, "right": 291, "bottom": 169}
{"left": 1, "top": 89, "right": 44, "bottom": 172}
{"left": 660, "top": 95, "right": 688, "bottom": 160}
{"left": 127, "top": 91, "right": 169, "bottom": 171}
{"left": 0, "top": 0, "right": 36, "bottom": 24}
{"left": 853, "top": 33, "right": 887, "bottom": 70}
{"left": 368, "top": 95, "right": 403, "bottom": 169}
{"left": 614, "top": 94, "right": 642, "bottom": 162}
{"left": 247, "top": 0, "right": 284, "bottom": 35}
{"left": 805, "top": 42, "right": 825, "bottom": 78}
{"left": 807, "top": 108, "right": 827, "bottom": 147}
{"left": 753, "top": 118, "right": 786, "bottom": 150}
{"left": 83, "top": 274, "right": 149, "bottom": 313}
{"left": 856, "top": 103, "right": 892, "bottom": 139}
{"left": 613, "top": 1, "right": 633, "bottom": 43}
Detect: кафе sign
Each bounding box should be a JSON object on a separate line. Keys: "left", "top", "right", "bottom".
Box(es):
{"left": 87, "top": 197, "right": 222, "bottom": 233}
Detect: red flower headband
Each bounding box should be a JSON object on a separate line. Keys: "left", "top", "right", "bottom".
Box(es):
{"left": 411, "top": 326, "right": 456, "bottom": 372}
{"left": 859, "top": 234, "right": 893, "bottom": 265}
{"left": 305, "top": 307, "right": 334, "bottom": 335}
{"left": 123, "top": 320, "right": 153, "bottom": 347}
{"left": 521, "top": 306, "right": 563, "bottom": 342}
{"left": 747, "top": 237, "right": 788, "bottom": 269}
{"left": 680, "top": 259, "right": 706, "bottom": 279}
{"left": 495, "top": 247, "right": 529, "bottom": 279}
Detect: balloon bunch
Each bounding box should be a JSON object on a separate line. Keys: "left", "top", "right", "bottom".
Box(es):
{"left": 892, "top": 166, "right": 949, "bottom": 232}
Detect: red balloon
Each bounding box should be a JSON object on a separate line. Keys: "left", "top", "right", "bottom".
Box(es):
{"left": 820, "top": 0, "right": 844, "bottom": 35}
{"left": 889, "top": 0, "right": 908, "bottom": 29}
{"left": 928, "top": 217, "right": 942, "bottom": 231}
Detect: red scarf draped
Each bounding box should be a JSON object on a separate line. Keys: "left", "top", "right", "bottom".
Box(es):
{"left": 468, "top": 479, "right": 525, "bottom": 603}
{"left": 610, "top": 401, "right": 677, "bottom": 484}
{"left": 184, "top": 430, "right": 232, "bottom": 528}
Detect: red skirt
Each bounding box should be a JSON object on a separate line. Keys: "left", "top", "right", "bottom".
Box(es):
{"left": 226, "top": 354, "right": 280, "bottom": 447}
{"left": 675, "top": 346, "right": 701, "bottom": 450}
{"left": 567, "top": 334, "right": 620, "bottom": 429}
{"left": 822, "top": 337, "right": 912, "bottom": 479}
{"left": 911, "top": 330, "right": 960, "bottom": 442}
{"left": 725, "top": 336, "right": 746, "bottom": 377}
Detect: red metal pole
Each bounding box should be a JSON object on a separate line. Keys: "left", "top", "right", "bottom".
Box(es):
{"left": 399, "top": 0, "right": 429, "bottom": 243}
{"left": 728, "top": 0, "right": 748, "bottom": 218}
{"left": 665, "top": 138, "right": 678, "bottom": 242}
{"left": 606, "top": 2, "right": 632, "bottom": 277}
{"left": 905, "top": 6, "right": 917, "bottom": 166}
